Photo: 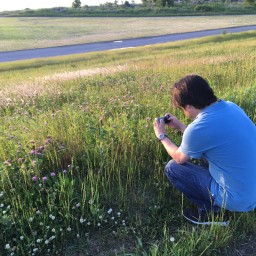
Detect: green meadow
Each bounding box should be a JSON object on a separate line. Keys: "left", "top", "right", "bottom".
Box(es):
{"left": 0, "top": 30, "right": 256, "bottom": 255}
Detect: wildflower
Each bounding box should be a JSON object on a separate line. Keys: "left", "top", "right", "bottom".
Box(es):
{"left": 170, "top": 236, "right": 175, "bottom": 242}
{"left": 45, "top": 240, "right": 49, "bottom": 245}
{"left": 4, "top": 161, "right": 10, "bottom": 166}
{"left": 50, "top": 172, "right": 56, "bottom": 177}
{"left": 52, "top": 228, "right": 56, "bottom": 233}
{"left": 49, "top": 214, "right": 55, "bottom": 220}
{"left": 3, "top": 211, "right": 6, "bottom": 214}
{"left": 42, "top": 177, "right": 47, "bottom": 182}
{"left": 88, "top": 199, "right": 93, "bottom": 205}
{"left": 67, "top": 227, "right": 71, "bottom": 232}
{"left": 36, "top": 210, "right": 41, "bottom": 214}
{"left": 17, "top": 158, "right": 23, "bottom": 163}
{"left": 63, "top": 169, "right": 67, "bottom": 174}
{"left": 30, "top": 150, "right": 35, "bottom": 155}
{"left": 99, "top": 215, "right": 103, "bottom": 219}
{"left": 36, "top": 239, "right": 41, "bottom": 243}
{"left": 107, "top": 208, "right": 113, "bottom": 214}
{"left": 32, "top": 176, "right": 38, "bottom": 182}
{"left": 76, "top": 203, "right": 81, "bottom": 208}
{"left": 33, "top": 248, "right": 38, "bottom": 252}
{"left": 77, "top": 234, "right": 80, "bottom": 238}
{"left": 44, "top": 138, "right": 51, "bottom": 144}
{"left": 0, "top": 203, "right": 4, "bottom": 207}
{"left": 80, "top": 218, "right": 85, "bottom": 223}
{"left": 97, "top": 223, "right": 101, "bottom": 227}
{"left": 20, "top": 236, "right": 24, "bottom": 240}
{"left": 5, "top": 244, "right": 11, "bottom": 249}
{"left": 0, "top": 191, "right": 4, "bottom": 197}
{"left": 117, "top": 212, "right": 121, "bottom": 217}
{"left": 29, "top": 217, "right": 34, "bottom": 222}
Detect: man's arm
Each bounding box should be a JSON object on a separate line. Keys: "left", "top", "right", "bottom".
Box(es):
{"left": 160, "top": 137, "right": 190, "bottom": 164}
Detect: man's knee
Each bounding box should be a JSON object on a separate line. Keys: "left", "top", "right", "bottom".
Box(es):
{"left": 165, "top": 159, "right": 180, "bottom": 179}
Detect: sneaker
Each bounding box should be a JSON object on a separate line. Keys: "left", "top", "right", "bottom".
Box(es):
{"left": 182, "top": 208, "right": 230, "bottom": 226}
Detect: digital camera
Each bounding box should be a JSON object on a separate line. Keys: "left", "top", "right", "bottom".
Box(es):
{"left": 157, "top": 114, "right": 171, "bottom": 124}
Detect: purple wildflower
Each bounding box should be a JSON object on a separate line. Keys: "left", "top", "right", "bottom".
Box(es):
{"left": 42, "top": 177, "right": 47, "bottom": 182}
{"left": 50, "top": 172, "right": 56, "bottom": 177}
{"left": 4, "top": 161, "right": 10, "bottom": 166}
{"left": 32, "top": 176, "right": 38, "bottom": 182}
{"left": 17, "top": 158, "right": 23, "bottom": 163}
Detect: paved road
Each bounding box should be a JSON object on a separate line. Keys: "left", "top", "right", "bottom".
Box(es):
{"left": 0, "top": 25, "right": 255, "bottom": 63}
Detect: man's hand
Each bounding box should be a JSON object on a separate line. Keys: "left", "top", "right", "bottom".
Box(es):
{"left": 153, "top": 118, "right": 166, "bottom": 138}
{"left": 164, "top": 113, "right": 187, "bottom": 133}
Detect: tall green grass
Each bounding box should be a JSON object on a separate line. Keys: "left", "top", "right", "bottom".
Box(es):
{"left": 0, "top": 31, "right": 256, "bottom": 255}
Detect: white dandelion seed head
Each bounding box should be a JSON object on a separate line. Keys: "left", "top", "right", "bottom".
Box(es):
{"left": 5, "top": 244, "right": 11, "bottom": 249}
{"left": 170, "top": 236, "right": 175, "bottom": 242}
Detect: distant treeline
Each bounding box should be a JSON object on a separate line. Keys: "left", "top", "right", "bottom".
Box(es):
{"left": 1, "top": 2, "right": 256, "bottom": 17}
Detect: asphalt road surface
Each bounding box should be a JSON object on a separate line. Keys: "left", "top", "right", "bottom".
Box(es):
{"left": 0, "top": 25, "right": 255, "bottom": 63}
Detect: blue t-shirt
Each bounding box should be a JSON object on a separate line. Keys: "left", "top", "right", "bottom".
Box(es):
{"left": 179, "top": 100, "right": 256, "bottom": 212}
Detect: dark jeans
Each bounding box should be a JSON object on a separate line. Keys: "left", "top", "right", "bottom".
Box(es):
{"left": 165, "top": 159, "right": 220, "bottom": 214}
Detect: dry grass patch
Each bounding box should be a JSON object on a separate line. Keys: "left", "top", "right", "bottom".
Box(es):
{"left": 0, "top": 64, "right": 129, "bottom": 105}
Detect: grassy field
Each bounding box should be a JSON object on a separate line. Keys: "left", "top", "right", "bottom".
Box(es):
{"left": 0, "top": 27, "right": 256, "bottom": 255}
{"left": 0, "top": 15, "right": 256, "bottom": 52}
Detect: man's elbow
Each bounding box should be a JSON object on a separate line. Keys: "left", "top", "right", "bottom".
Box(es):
{"left": 173, "top": 158, "right": 187, "bottom": 165}
{"left": 172, "top": 152, "right": 189, "bottom": 165}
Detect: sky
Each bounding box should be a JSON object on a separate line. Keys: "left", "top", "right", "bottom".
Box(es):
{"left": 0, "top": 0, "right": 142, "bottom": 12}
